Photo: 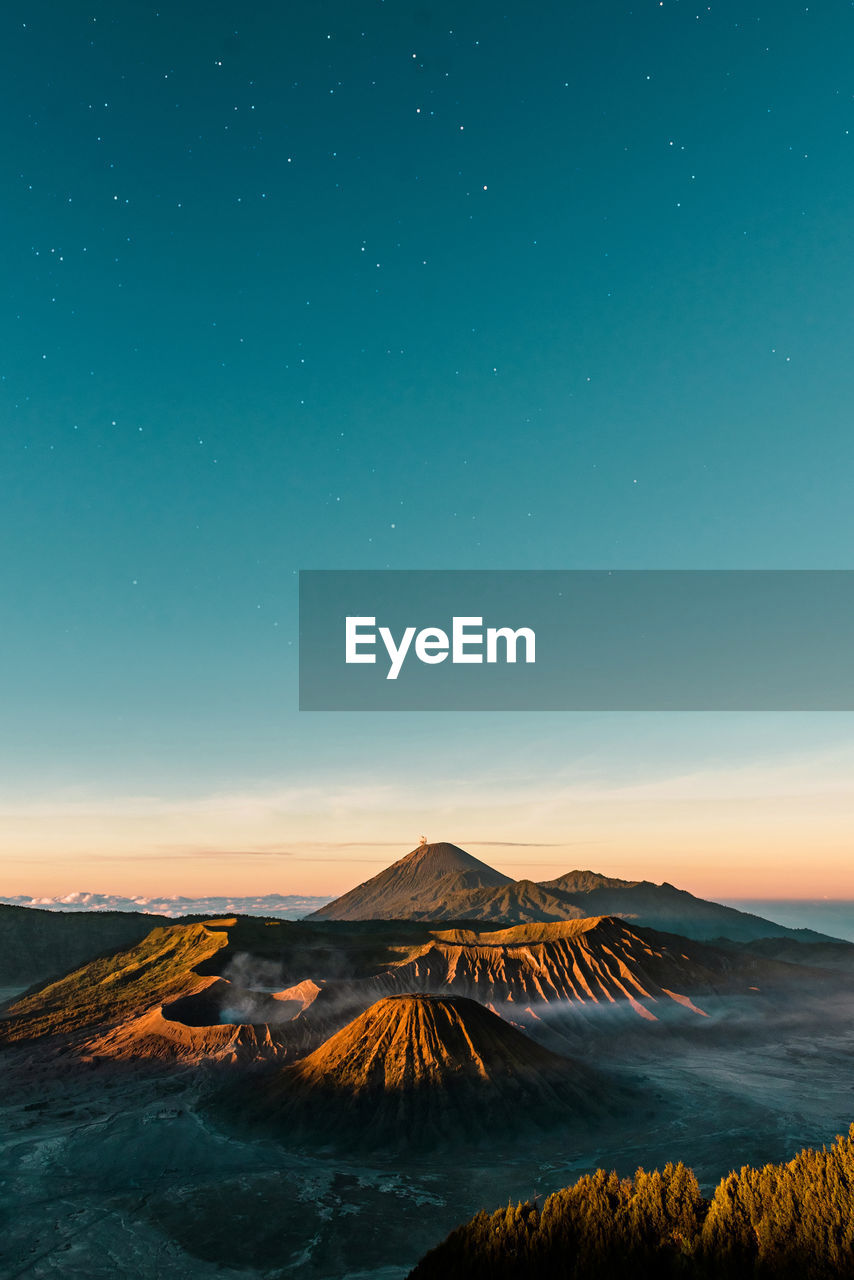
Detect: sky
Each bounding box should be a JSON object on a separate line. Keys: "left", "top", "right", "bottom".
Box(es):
{"left": 2, "top": 0, "right": 853, "bottom": 899}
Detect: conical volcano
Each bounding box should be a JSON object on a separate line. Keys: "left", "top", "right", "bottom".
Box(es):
{"left": 292, "top": 992, "right": 565, "bottom": 1089}
{"left": 309, "top": 842, "right": 513, "bottom": 921}
{"left": 241, "top": 993, "right": 609, "bottom": 1149}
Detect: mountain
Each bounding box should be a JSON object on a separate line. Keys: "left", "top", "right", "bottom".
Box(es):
{"left": 0, "top": 916, "right": 313, "bottom": 1065}
{"left": 236, "top": 993, "right": 608, "bottom": 1148}
{"left": 0, "top": 911, "right": 709, "bottom": 1066}
{"left": 0, "top": 920, "right": 231, "bottom": 1047}
{"left": 4, "top": 909, "right": 844, "bottom": 1071}
{"left": 543, "top": 871, "right": 633, "bottom": 893}
{"left": 309, "top": 841, "right": 513, "bottom": 921}
{"left": 312, "top": 845, "right": 836, "bottom": 945}
{"left": 538, "top": 872, "right": 836, "bottom": 943}
{"left": 429, "top": 878, "right": 587, "bottom": 925}
{"left": 374, "top": 917, "right": 726, "bottom": 1019}
{"left": 0, "top": 902, "right": 181, "bottom": 991}
{"left": 296, "top": 915, "right": 839, "bottom": 1047}
{"left": 737, "top": 935, "right": 854, "bottom": 974}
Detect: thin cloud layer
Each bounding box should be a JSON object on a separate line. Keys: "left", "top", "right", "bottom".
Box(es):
{"left": 1, "top": 892, "right": 332, "bottom": 919}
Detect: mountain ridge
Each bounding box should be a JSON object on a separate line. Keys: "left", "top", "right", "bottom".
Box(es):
{"left": 0, "top": 901, "right": 187, "bottom": 990}
{"left": 311, "top": 843, "right": 837, "bottom": 944}
{"left": 3, "top": 910, "right": 849, "bottom": 1070}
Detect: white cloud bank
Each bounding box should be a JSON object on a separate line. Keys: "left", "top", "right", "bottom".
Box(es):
{"left": 0, "top": 891, "right": 332, "bottom": 919}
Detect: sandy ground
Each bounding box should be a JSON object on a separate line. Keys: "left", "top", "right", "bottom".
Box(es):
{"left": 3, "top": 993, "right": 854, "bottom": 1279}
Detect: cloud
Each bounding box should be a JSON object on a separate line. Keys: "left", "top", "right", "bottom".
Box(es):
{"left": 466, "top": 840, "right": 567, "bottom": 847}
{"left": 0, "top": 892, "right": 333, "bottom": 919}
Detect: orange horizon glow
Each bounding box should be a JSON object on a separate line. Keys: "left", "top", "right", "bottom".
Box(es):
{"left": 5, "top": 838, "right": 849, "bottom": 900}
{"left": 3, "top": 745, "right": 853, "bottom": 900}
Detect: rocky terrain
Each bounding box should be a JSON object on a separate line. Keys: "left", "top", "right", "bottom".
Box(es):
{"left": 3, "top": 908, "right": 830, "bottom": 1071}
{"left": 3, "top": 844, "right": 854, "bottom": 1278}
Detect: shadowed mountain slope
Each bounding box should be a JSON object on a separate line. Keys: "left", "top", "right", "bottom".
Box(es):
{"left": 539, "top": 872, "right": 835, "bottom": 943}
{"left": 0, "top": 921, "right": 231, "bottom": 1047}
{"left": 0, "top": 902, "right": 181, "bottom": 990}
{"left": 738, "top": 935, "right": 854, "bottom": 973}
{"left": 423, "top": 878, "right": 588, "bottom": 925}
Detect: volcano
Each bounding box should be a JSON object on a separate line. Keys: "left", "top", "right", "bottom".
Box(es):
{"left": 311, "top": 844, "right": 836, "bottom": 944}
{"left": 240, "top": 993, "right": 607, "bottom": 1149}
{"left": 309, "top": 841, "right": 513, "bottom": 921}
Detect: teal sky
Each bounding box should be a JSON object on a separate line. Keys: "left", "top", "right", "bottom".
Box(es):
{"left": 2, "top": 2, "right": 853, "bottom": 894}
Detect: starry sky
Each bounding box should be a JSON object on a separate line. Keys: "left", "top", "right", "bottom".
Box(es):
{"left": 3, "top": 0, "right": 854, "bottom": 898}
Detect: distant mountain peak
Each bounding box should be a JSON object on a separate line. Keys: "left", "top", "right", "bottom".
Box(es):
{"left": 309, "top": 841, "right": 513, "bottom": 921}
{"left": 396, "top": 840, "right": 498, "bottom": 872}
{"left": 539, "top": 869, "right": 637, "bottom": 893}
{"left": 310, "top": 844, "right": 835, "bottom": 943}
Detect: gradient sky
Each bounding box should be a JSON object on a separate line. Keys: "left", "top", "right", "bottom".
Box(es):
{"left": 2, "top": 1, "right": 853, "bottom": 898}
